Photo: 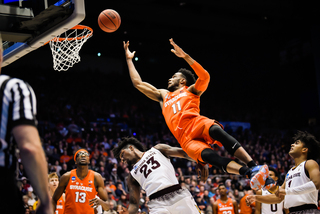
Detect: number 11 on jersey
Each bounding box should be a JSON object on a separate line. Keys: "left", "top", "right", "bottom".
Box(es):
{"left": 172, "top": 101, "right": 181, "bottom": 114}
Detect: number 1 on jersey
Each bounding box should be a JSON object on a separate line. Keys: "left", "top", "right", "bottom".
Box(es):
{"left": 171, "top": 101, "right": 181, "bottom": 114}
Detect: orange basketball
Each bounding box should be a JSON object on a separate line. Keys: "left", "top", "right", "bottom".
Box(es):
{"left": 98, "top": 9, "right": 121, "bottom": 33}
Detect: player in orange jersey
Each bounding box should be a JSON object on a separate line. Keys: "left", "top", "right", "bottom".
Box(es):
{"left": 213, "top": 183, "right": 238, "bottom": 214}
{"left": 48, "top": 173, "right": 65, "bottom": 214}
{"left": 52, "top": 149, "right": 110, "bottom": 214}
{"left": 123, "top": 38, "right": 275, "bottom": 190}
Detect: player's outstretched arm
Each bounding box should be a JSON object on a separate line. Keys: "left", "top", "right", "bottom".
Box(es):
{"left": 170, "top": 38, "right": 210, "bottom": 96}
{"left": 154, "top": 143, "right": 194, "bottom": 161}
{"left": 247, "top": 183, "right": 285, "bottom": 205}
{"left": 52, "top": 172, "right": 70, "bottom": 212}
{"left": 124, "top": 174, "right": 140, "bottom": 214}
{"left": 154, "top": 144, "right": 209, "bottom": 181}
{"left": 13, "top": 125, "right": 53, "bottom": 214}
{"left": 123, "top": 41, "right": 166, "bottom": 102}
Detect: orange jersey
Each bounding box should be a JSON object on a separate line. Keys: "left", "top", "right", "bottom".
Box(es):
{"left": 216, "top": 198, "right": 235, "bottom": 214}
{"left": 162, "top": 86, "right": 201, "bottom": 140}
{"left": 64, "top": 169, "right": 97, "bottom": 214}
{"left": 239, "top": 194, "right": 255, "bottom": 214}
{"left": 162, "top": 87, "right": 222, "bottom": 149}
{"left": 55, "top": 195, "right": 65, "bottom": 214}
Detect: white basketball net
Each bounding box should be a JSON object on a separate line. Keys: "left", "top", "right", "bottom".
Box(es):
{"left": 49, "top": 25, "right": 93, "bottom": 71}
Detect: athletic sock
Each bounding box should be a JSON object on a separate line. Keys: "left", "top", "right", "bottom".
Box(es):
{"left": 247, "top": 160, "right": 257, "bottom": 168}
{"left": 239, "top": 166, "right": 250, "bottom": 176}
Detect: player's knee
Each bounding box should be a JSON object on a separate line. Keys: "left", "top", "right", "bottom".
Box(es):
{"left": 209, "top": 125, "right": 241, "bottom": 156}
{"left": 201, "top": 148, "right": 232, "bottom": 170}
{"left": 209, "top": 124, "right": 223, "bottom": 138}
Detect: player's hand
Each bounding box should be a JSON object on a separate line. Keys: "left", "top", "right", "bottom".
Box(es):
{"left": 196, "top": 162, "right": 209, "bottom": 182}
{"left": 169, "top": 38, "right": 188, "bottom": 58}
{"left": 275, "top": 186, "right": 286, "bottom": 197}
{"left": 89, "top": 198, "right": 109, "bottom": 210}
{"left": 245, "top": 195, "right": 255, "bottom": 206}
{"left": 123, "top": 41, "right": 136, "bottom": 60}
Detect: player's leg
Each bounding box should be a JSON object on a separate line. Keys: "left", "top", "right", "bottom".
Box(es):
{"left": 199, "top": 148, "right": 273, "bottom": 191}
{"left": 208, "top": 125, "right": 275, "bottom": 189}
{"left": 208, "top": 124, "right": 256, "bottom": 167}
{"left": 200, "top": 148, "right": 247, "bottom": 175}
{"left": 184, "top": 140, "right": 246, "bottom": 175}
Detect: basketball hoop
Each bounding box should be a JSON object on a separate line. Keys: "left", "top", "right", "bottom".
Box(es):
{"left": 49, "top": 25, "right": 93, "bottom": 71}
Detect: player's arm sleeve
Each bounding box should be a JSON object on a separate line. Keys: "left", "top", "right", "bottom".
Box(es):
{"left": 286, "top": 181, "right": 317, "bottom": 195}
{"left": 190, "top": 61, "right": 210, "bottom": 92}
{"left": 5, "top": 79, "right": 37, "bottom": 127}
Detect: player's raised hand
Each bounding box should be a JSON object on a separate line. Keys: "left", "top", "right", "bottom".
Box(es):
{"left": 123, "top": 41, "right": 136, "bottom": 60}
{"left": 170, "top": 38, "right": 188, "bottom": 58}
{"left": 196, "top": 162, "right": 209, "bottom": 182}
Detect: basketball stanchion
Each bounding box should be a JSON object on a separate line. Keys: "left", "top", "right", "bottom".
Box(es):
{"left": 49, "top": 25, "right": 93, "bottom": 71}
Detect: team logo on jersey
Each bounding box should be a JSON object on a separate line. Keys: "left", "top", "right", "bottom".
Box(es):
{"left": 71, "top": 176, "right": 76, "bottom": 181}
{"left": 219, "top": 203, "right": 221, "bottom": 206}
{"left": 180, "top": 90, "right": 183, "bottom": 93}
{"left": 89, "top": 180, "right": 92, "bottom": 183}
{"left": 134, "top": 165, "right": 138, "bottom": 170}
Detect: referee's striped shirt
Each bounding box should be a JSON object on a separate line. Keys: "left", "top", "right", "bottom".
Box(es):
{"left": 0, "top": 75, "right": 37, "bottom": 170}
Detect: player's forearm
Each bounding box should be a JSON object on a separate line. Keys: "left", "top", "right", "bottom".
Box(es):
{"left": 100, "top": 200, "right": 110, "bottom": 211}
{"left": 183, "top": 54, "right": 195, "bottom": 65}
{"left": 254, "top": 194, "right": 283, "bottom": 204}
{"left": 191, "top": 61, "right": 210, "bottom": 91}
{"left": 126, "top": 58, "right": 143, "bottom": 87}
{"left": 190, "top": 61, "right": 210, "bottom": 80}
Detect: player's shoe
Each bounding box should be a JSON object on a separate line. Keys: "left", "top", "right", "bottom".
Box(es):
{"left": 249, "top": 165, "right": 270, "bottom": 190}
{"left": 263, "top": 177, "right": 276, "bottom": 191}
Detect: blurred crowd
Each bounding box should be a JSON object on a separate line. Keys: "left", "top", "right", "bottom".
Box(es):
{"left": 4, "top": 67, "right": 320, "bottom": 214}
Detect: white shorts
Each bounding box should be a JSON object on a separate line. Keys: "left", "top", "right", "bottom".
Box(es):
{"left": 148, "top": 188, "right": 201, "bottom": 214}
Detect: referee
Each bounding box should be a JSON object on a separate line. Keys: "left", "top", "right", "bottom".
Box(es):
{"left": 0, "top": 35, "right": 52, "bottom": 214}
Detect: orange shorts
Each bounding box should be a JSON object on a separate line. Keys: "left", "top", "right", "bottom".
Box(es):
{"left": 177, "top": 116, "right": 223, "bottom": 163}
